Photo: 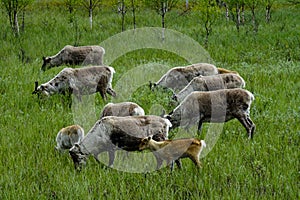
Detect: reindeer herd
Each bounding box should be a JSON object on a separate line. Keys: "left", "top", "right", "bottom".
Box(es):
{"left": 33, "top": 45, "right": 256, "bottom": 171}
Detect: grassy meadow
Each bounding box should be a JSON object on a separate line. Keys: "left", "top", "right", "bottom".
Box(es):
{"left": 0, "top": 1, "right": 299, "bottom": 199}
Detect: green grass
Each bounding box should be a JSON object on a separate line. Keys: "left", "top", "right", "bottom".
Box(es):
{"left": 0, "top": 2, "right": 299, "bottom": 199}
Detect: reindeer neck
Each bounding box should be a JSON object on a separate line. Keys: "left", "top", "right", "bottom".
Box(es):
{"left": 149, "top": 140, "right": 171, "bottom": 151}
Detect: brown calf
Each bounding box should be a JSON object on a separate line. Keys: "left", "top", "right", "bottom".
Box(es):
{"left": 139, "top": 136, "right": 206, "bottom": 171}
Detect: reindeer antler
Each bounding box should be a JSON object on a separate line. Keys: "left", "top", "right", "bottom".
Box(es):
{"left": 32, "top": 81, "right": 39, "bottom": 94}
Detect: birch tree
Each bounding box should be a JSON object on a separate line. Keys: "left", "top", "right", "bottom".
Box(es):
{"left": 1, "top": 0, "right": 33, "bottom": 36}
{"left": 117, "top": 0, "right": 126, "bottom": 32}
{"left": 145, "top": 0, "right": 179, "bottom": 40}
{"left": 263, "top": 0, "right": 274, "bottom": 23}
{"left": 194, "top": 0, "right": 220, "bottom": 48}
{"left": 81, "top": 0, "right": 102, "bottom": 29}
{"left": 245, "top": 0, "right": 261, "bottom": 32}
{"left": 224, "top": 0, "right": 245, "bottom": 32}
{"left": 130, "top": 0, "right": 139, "bottom": 30}
{"left": 65, "top": 0, "right": 79, "bottom": 13}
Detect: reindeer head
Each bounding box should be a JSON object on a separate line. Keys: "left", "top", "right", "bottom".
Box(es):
{"left": 149, "top": 81, "right": 157, "bottom": 91}
{"left": 41, "top": 56, "right": 52, "bottom": 71}
{"left": 69, "top": 144, "right": 88, "bottom": 170}
{"left": 139, "top": 136, "right": 152, "bottom": 151}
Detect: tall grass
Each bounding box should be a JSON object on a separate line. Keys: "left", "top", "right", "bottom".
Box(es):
{"left": 0, "top": 2, "right": 299, "bottom": 199}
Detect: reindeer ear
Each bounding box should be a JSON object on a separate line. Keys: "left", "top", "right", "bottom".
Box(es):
{"left": 165, "top": 115, "right": 172, "bottom": 120}
{"left": 160, "top": 110, "right": 166, "bottom": 117}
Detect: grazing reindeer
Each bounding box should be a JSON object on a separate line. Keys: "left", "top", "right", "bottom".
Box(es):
{"left": 41, "top": 45, "right": 105, "bottom": 71}
{"left": 173, "top": 73, "right": 245, "bottom": 102}
{"left": 150, "top": 63, "right": 239, "bottom": 92}
{"left": 69, "top": 115, "right": 172, "bottom": 170}
{"left": 33, "top": 66, "right": 116, "bottom": 101}
{"left": 150, "top": 63, "right": 218, "bottom": 92}
{"left": 165, "top": 88, "right": 256, "bottom": 139}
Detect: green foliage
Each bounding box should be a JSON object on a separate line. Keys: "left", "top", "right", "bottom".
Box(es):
{"left": 191, "top": 0, "right": 221, "bottom": 47}
{"left": 0, "top": 2, "right": 299, "bottom": 199}
{"left": 144, "top": 0, "right": 179, "bottom": 14}
{"left": 1, "top": 0, "right": 35, "bottom": 35}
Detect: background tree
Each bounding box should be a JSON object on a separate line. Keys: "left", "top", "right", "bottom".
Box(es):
{"left": 64, "top": 0, "right": 79, "bottom": 14}
{"left": 130, "top": 0, "right": 140, "bottom": 30}
{"left": 117, "top": 0, "right": 126, "bottom": 32}
{"left": 113, "top": 0, "right": 141, "bottom": 32}
{"left": 81, "top": 0, "right": 102, "bottom": 29}
{"left": 1, "top": 0, "right": 34, "bottom": 36}
{"left": 193, "top": 0, "right": 220, "bottom": 48}
{"left": 145, "top": 0, "right": 179, "bottom": 40}
{"left": 264, "top": 0, "right": 275, "bottom": 23}
{"left": 223, "top": 0, "right": 246, "bottom": 32}
{"left": 245, "top": 0, "right": 261, "bottom": 32}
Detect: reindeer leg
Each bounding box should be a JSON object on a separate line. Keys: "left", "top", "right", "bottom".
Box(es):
{"left": 167, "top": 159, "right": 175, "bottom": 172}
{"left": 169, "top": 160, "right": 175, "bottom": 171}
{"left": 197, "top": 120, "right": 203, "bottom": 135}
{"left": 153, "top": 153, "right": 163, "bottom": 170}
{"left": 99, "top": 89, "right": 107, "bottom": 101}
{"left": 108, "top": 150, "right": 115, "bottom": 167}
{"left": 175, "top": 159, "right": 182, "bottom": 169}
{"left": 187, "top": 153, "right": 202, "bottom": 168}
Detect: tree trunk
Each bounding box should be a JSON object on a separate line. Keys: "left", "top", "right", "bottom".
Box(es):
{"left": 131, "top": 0, "right": 136, "bottom": 29}
{"left": 204, "top": 6, "right": 211, "bottom": 48}
{"left": 161, "top": 13, "right": 165, "bottom": 41}
{"left": 225, "top": 4, "right": 229, "bottom": 21}
{"left": 161, "top": 2, "right": 167, "bottom": 41}
{"left": 236, "top": 4, "right": 240, "bottom": 32}
{"left": 161, "top": 1, "right": 167, "bottom": 29}
{"left": 204, "top": 21, "right": 209, "bottom": 48}
{"left": 13, "top": 11, "right": 19, "bottom": 36}
{"left": 68, "top": 2, "right": 74, "bottom": 13}
{"left": 241, "top": 4, "right": 245, "bottom": 25}
{"left": 89, "top": 0, "right": 93, "bottom": 29}
{"left": 119, "top": 0, "right": 126, "bottom": 32}
{"left": 266, "top": 5, "right": 271, "bottom": 23}
{"left": 89, "top": 8, "right": 93, "bottom": 29}
{"left": 251, "top": 8, "right": 257, "bottom": 32}
{"left": 21, "top": 10, "right": 25, "bottom": 33}
{"left": 121, "top": 12, "right": 125, "bottom": 32}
